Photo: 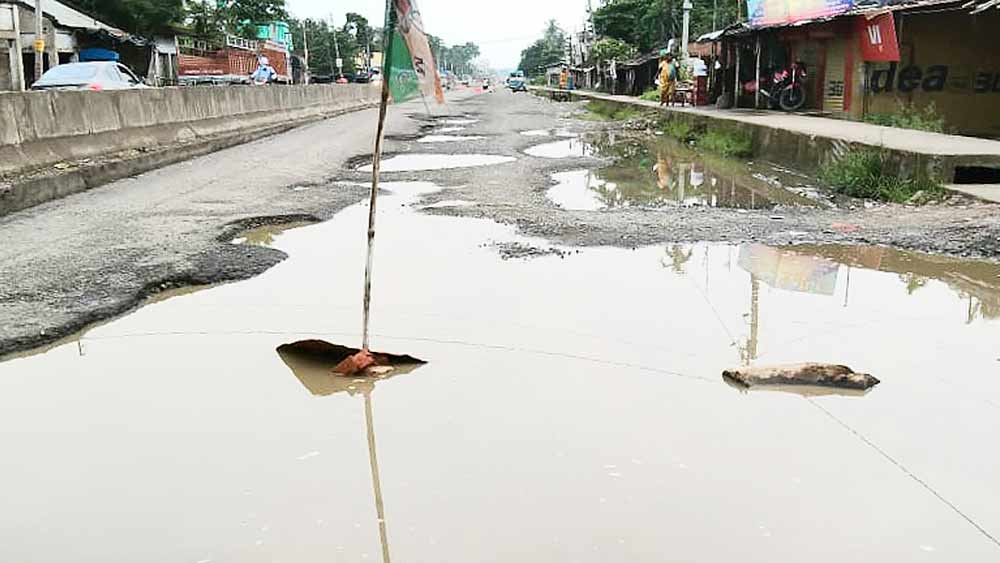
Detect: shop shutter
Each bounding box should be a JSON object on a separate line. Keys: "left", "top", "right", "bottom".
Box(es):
{"left": 823, "top": 40, "right": 847, "bottom": 114}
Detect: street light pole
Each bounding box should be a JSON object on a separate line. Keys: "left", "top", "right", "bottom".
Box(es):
{"left": 302, "top": 22, "right": 310, "bottom": 84}
{"left": 33, "top": 0, "right": 43, "bottom": 82}
{"left": 681, "top": 0, "right": 693, "bottom": 60}
{"left": 330, "top": 14, "right": 342, "bottom": 77}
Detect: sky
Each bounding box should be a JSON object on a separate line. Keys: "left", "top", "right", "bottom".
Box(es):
{"left": 285, "top": 0, "right": 589, "bottom": 69}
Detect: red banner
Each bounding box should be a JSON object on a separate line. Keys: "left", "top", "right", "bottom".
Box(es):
{"left": 858, "top": 13, "right": 900, "bottom": 62}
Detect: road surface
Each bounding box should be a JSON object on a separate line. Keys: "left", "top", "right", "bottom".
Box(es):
{"left": 2, "top": 87, "right": 999, "bottom": 357}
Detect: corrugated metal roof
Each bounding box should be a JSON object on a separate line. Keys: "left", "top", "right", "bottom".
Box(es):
{"left": 13, "top": 0, "right": 126, "bottom": 36}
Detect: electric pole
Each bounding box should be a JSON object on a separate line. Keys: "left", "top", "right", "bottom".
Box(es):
{"left": 330, "top": 14, "right": 342, "bottom": 77}
{"left": 302, "top": 22, "right": 310, "bottom": 84}
{"left": 682, "top": 0, "right": 692, "bottom": 60}
{"left": 34, "top": 0, "right": 44, "bottom": 82}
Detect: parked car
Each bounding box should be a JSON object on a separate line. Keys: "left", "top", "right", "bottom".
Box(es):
{"left": 31, "top": 61, "right": 147, "bottom": 91}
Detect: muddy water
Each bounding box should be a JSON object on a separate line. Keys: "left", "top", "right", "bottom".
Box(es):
{"left": 358, "top": 154, "right": 515, "bottom": 172}
{"left": 525, "top": 137, "right": 597, "bottom": 158}
{"left": 2, "top": 184, "right": 1000, "bottom": 562}
{"left": 417, "top": 135, "right": 485, "bottom": 143}
{"left": 548, "top": 133, "right": 818, "bottom": 210}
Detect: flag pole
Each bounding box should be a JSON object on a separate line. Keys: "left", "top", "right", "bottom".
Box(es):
{"left": 361, "top": 0, "right": 396, "bottom": 353}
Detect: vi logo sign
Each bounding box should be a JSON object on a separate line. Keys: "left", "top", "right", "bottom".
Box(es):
{"left": 867, "top": 23, "right": 883, "bottom": 47}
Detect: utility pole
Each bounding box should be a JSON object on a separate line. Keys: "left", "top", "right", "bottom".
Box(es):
{"left": 329, "top": 14, "right": 342, "bottom": 77}
{"left": 33, "top": 0, "right": 43, "bottom": 82}
{"left": 302, "top": 22, "right": 310, "bottom": 84}
{"left": 681, "top": 0, "right": 692, "bottom": 60}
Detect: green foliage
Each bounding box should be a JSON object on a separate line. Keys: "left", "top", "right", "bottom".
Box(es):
{"left": 593, "top": 0, "right": 738, "bottom": 54}
{"left": 697, "top": 129, "right": 753, "bottom": 158}
{"left": 863, "top": 102, "right": 946, "bottom": 133}
{"left": 439, "top": 42, "right": 481, "bottom": 76}
{"left": 591, "top": 37, "right": 635, "bottom": 66}
{"left": 662, "top": 119, "right": 694, "bottom": 142}
{"left": 639, "top": 88, "right": 660, "bottom": 101}
{"left": 820, "top": 150, "right": 943, "bottom": 203}
{"left": 63, "top": 0, "right": 186, "bottom": 35}
{"left": 519, "top": 20, "right": 567, "bottom": 76}
{"left": 581, "top": 100, "right": 642, "bottom": 121}
{"left": 288, "top": 18, "right": 360, "bottom": 75}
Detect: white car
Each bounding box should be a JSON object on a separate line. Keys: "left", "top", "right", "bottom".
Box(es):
{"left": 31, "top": 61, "right": 147, "bottom": 91}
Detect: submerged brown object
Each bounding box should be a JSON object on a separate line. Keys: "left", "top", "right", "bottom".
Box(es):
{"left": 722, "top": 363, "right": 879, "bottom": 390}
{"left": 278, "top": 340, "right": 426, "bottom": 381}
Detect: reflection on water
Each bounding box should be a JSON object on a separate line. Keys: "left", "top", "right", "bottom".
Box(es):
{"left": 232, "top": 222, "right": 314, "bottom": 246}
{"left": 524, "top": 138, "right": 597, "bottom": 158}
{"left": 417, "top": 135, "right": 485, "bottom": 143}
{"left": 2, "top": 187, "right": 1000, "bottom": 561}
{"left": 546, "top": 133, "right": 817, "bottom": 210}
{"left": 358, "top": 154, "right": 516, "bottom": 172}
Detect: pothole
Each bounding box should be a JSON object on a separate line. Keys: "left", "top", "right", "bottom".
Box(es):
{"left": 525, "top": 138, "right": 597, "bottom": 159}
{"left": 422, "top": 200, "right": 477, "bottom": 209}
{"left": 358, "top": 154, "right": 516, "bottom": 172}
{"left": 417, "top": 135, "right": 485, "bottom": 143}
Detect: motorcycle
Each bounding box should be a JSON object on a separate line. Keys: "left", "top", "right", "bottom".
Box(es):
{"left": 744, "top": 62, "right": 808, "bottom": 112}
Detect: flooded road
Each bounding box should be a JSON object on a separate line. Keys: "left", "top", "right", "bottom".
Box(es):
{"left": 541, "top": 132, "right": 818, "bottom": 210}
{"left": 2, "top": 180, "right": 1000, "bottom": 562}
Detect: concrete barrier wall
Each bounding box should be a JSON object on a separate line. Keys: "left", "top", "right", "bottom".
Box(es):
{"left": 0, "top": 84, "right": 380, "bottom": 177}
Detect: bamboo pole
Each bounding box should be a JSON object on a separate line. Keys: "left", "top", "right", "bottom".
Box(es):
{"left": 361, "top": 0, "right": 396, "bottom": 353}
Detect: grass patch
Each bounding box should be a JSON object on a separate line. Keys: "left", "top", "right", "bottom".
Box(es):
{"left": 863, "top": 102, "right": 946, "bottom": 133}
{"left": 820, "top": 150, "right": 944, "bottom": 203}
{"left": 696, "top": 129, "right": 753, "bottom": 158}
{"left": 639, "top": 88, "right": 660, "bottom": 102}
{"left": 661, "top": 119, "right": 694, "bottom": 142}
{"left": 581, "top": 100, "right": 642, "bottom": 121}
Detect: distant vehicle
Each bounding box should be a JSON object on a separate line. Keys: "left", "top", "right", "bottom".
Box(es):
{"left": 459, "top": 76, "right": 471, "bottom": 86}
{"left": 177, "top": 35, "right": 291, "bottom": 86}
{"left": 355, "top": 70, "right": 382, "bottom": 84}
{"left": 31, "top": 61, "right": 147, "bottom": 91}
{"left": 507, "top": 70, "right": 527, "bottom": 92}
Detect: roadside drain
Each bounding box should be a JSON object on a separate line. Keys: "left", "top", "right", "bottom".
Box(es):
{"left": 358, "top": 154, "right": 515, "bottom": 172}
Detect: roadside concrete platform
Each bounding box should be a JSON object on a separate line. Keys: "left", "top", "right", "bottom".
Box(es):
{"left": 537, "top": 87, "right": 1000, "bottom": 192}
{"left": 945, "top": 184, "right": 1000, "bottom": 203}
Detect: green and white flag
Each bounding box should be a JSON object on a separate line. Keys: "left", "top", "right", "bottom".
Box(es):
{"left": 384, "top": 0, "right": 444, "bottom": 104}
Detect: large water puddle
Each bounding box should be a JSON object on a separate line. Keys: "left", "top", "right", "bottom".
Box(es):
{"left": 358, "top": 154, "right": 515, "bottom": 172}
{"left": 525, "top": 138, "right": 597, "bottom": 158}
{"left": 547, "top": 133, "right": 819, "bottom": 210}
{"left": 2, "top": 184, "right": 1000, "bottom": 561}
{"left": 417, "top": 135, "right": 485, "bottom": 143}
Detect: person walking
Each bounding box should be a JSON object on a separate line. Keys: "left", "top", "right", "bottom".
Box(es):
{"left": 658, "top": 52, "right": 678, "bottom": 106}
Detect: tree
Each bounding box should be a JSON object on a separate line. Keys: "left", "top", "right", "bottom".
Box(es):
{"left": 220, "top": 0, "right": 288, "bottom": 38}
{"left": 62, "top": 0, "right": 186, "bottom": 36}
{"left": 593, "top": 0, "right": 738, "bottom": 54}
{"left": 518, "top": 20, "right": 565, "bottom": 76}
{"left": 591, "top": 37, "right": 634, "bottom": 66}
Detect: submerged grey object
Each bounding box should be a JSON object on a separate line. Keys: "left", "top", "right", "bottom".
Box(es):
{"left": 722, "top": 363, "right": 880, "bottom": 390}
